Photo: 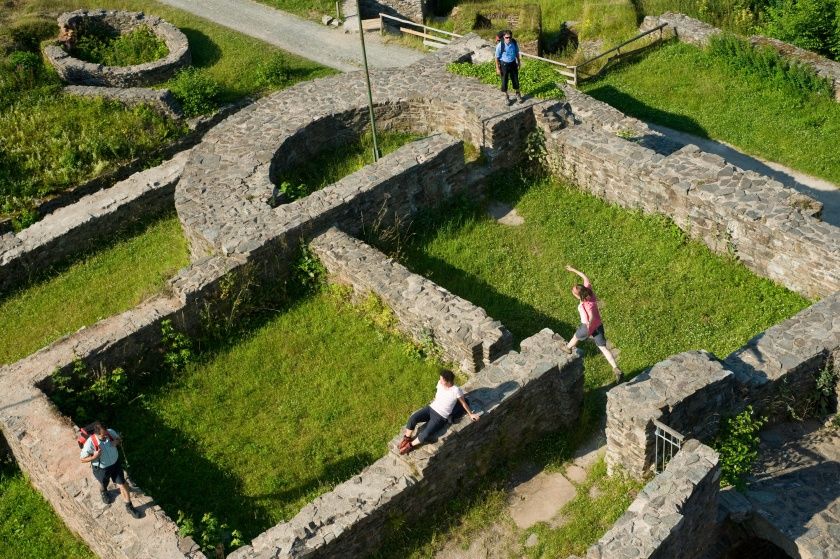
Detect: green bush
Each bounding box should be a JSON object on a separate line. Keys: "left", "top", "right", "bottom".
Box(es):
{"left": 763, "top": 0, "right": 840, "bottom": 59}
{"left": 713, "top": 406, "right": 766, "bottom": 490}
{"left": 169, "top": 67, "right": 221, "bottom": 116}
{"left": 51, "top": 360, "right": 129, "bottom": 423}
{"left": 709, "top": 33, "right": 833, "bottom": 96}
{"left": 71, "top": 25, "right": 169, "bottom": 66}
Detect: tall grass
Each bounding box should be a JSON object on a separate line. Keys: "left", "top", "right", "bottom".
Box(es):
{"left": 70, "top": 25, "right": 169, "bottom": 66}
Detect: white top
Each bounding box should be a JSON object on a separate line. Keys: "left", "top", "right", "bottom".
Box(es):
{"left": 80, "top": 429, "right": 120, "bottom": 468}
{"left": 430, "top": 382, "right": 465, "bottom": 419}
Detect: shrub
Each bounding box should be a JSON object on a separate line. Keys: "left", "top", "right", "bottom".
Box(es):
{"left": 169, "top": 67, "right": 221, "bottom": 117}
{"left": 709, "top": 33, "right": 833, "bottom": 96}
{"left": 1, "top": 51, "right": 43, "bottom": 92}
{"left": 256, "top": 53, "right": 290, "bottom": 89}
{"left": 176, "top": 511, "right": 244, "bottom": 556}
{"left": 51, "top": 360, "right": 129, "bottom": 422}
{"left": 161, "top": 319, "right": 193, "bottom": 373}
{"left": 762, "top": 0, "right": 840, "bottom": 60}
{"left": 71, "top": 26, "right": 169, "bottom": 67}
{"left": 713, "top": 406, "right": 766, "bottom": 490}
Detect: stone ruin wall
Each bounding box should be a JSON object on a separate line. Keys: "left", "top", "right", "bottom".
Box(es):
{"left": 44, "top": 10, "right": 191, "bottom": 88}
{"left": 541, "top": 87, "right": 839, "bottom": 299}
{"left": 357, "top": 0, "right": 430, "bottom": 22}
{"left": 640, "top": 12, "right": 840, "bottom": 102}
{"left": 571, "top": 440, "right": 720, "bottom": 559}
{"left": 229, "top": 329, "right": 583, "bottom": 559}
{"left": 605, "top": 292, "right": 840, "bottom": 477}
{"left": 311, "top": 227, "right": 513, "bottom": 373}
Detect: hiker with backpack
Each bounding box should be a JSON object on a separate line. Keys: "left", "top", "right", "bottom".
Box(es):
{"left": 495, "top": 29, "right": 523, "bottom": 105}
{"left": 79, "top": 422, "right": 141, "bottom": 518}
{"left": 560, "top": 265, "right": 624, "bottom": 383}
{"left": 399, "top": 369, "right": 479, "bottom": 455}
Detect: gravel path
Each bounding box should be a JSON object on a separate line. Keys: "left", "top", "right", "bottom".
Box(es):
{"left": 157, "top": 0, "right": 423, "bottom": 72}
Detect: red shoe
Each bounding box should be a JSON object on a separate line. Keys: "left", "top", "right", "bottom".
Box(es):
{"left": 398, "top": 435, "right": 412, "bottom": 452}
{"left": 400, "top": 441, "right": 415, "bottom": 455}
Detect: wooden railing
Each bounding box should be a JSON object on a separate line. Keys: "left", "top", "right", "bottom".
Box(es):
{"left": 569, "top": 23, "right": 669, "bottom": 84}
{"left": 378, "top": 13, "right": 575, "bottom": 76}
{"left": 374, "top": 14, "right": 663, "bottom": 86}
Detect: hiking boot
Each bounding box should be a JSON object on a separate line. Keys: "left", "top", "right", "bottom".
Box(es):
{"left": 506, "top": 96, "right": 514, "bottom": 106}
{"left": 99, "top": 489, "right": 112, "bottom": 505}
{"left": 126, "top": 503, "right": 142, "bottom": 519}
{"left": 613, "top": 367, "right": 624, "bottom": 383}
{"left": 398, "top": 435, "right": 412, "bottom": 452}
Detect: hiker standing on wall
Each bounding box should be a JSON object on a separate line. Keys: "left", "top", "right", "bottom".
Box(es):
{"left": 495, "top": 29, "right": 523, "bottom": 106}
{"left": 561, "top": 265, "right": 624, "bottom": 383}
{"left": 80, "top": 422, "right": 142, "bottom": 518}
{"left": 399, "top": 369, "right": 479, "bottom": 455}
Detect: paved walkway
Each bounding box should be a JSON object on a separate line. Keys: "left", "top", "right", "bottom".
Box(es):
{"left": 157, "top": 0, "right": 423, "bottom": 72}
{"left": 650, "top": 124, "right": 840, "bottom": 227}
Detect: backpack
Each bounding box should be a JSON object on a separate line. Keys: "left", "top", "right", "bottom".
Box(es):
{"left": 76, "top": 423, "right": 108, "bottom": 450}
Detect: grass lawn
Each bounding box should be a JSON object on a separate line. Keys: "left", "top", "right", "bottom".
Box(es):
{"left": 277, "top": 130, "right": 422, "bottom": 200}
{"left": 0, "top": 456, "right": 94, "bottom": 559}
{"left": 0, "top": 0, "right": 334, "bottom": 221}
{"left": 0, "top": 213, "right": 188, "bottom": 365}
{"left": 89, "top": 286, "right": 444, "bottom": 544}
{"left": 582, "top": 41, "right": 840, "bottom": 185}
{"left": 253, "top": 0, "right": 337, "bottom": 21}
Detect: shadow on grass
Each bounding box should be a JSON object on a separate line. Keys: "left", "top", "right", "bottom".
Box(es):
{"left": 584, "top": 83, "right": 710, "bottom": 138}
{"left": 0, "top": 210, "right": 178, "bottom": 302}
{"left": 180, "top": 28, "right": 222, "bottom": 68}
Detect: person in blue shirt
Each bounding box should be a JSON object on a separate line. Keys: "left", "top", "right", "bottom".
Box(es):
{"left": 495, "top": 30, "right": 522, "bottom": 105}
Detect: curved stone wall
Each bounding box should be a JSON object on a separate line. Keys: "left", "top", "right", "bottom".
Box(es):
{"left": 176, "top": 49, "right": 546, "bottom": 259}
{"left": 44, "top": 10, "right": 191, "bottom": 87}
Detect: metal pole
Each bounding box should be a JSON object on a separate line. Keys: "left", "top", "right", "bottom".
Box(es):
{"left": 356, "top": 0, "right": 379, "bottom": 161}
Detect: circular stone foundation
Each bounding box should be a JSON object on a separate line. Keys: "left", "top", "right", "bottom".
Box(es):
{"left": 43, "top": 10, "right": 191, "bottom": 87}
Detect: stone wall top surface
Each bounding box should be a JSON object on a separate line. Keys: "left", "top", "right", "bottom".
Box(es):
{"left": 45, "top": 10, "right": 191, "bottom": 87}
{"left": 176, "top": 37, "right": 546, "bottom": 259}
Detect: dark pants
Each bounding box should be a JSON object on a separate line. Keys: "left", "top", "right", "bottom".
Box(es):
{"left": 406, "top": 406, "right": 447, "bottom": 444}
{"left": 500, "top": 61, "right": 520, "bottom": 93}
{"left": 92, "top": 461, "right": 126, "bottom": 489}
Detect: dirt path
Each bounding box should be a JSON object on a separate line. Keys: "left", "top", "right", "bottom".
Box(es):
{"left": 649, "top": 124, "right": 840, "bottom": 227}
{"left": 157, "top": 0, "right": 423, "bottom": 72}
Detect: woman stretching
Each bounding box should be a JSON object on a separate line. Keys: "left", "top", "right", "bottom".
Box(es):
{"left": 562, "top": 265, "right": 623, "bottom": 383}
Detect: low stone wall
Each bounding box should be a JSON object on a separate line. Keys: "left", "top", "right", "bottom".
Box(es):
{"left": 640, "top": 12, "right": 840, "bottom": 101}
{"left": 0, "top": 251, "right": 251, "bottom": 559}
{"left": 605, "top": 351, "right": 734, "bottom": 475}
{"left": 229, "top": 328, "right": 583, "bottom": 559}
{"left": 572, "top": 440, "right": 720, "bottom": 559}
{"left": 44, "top": 10, "right": 191, "bottom": 87}
{"left": 0, "top": 152, "right": 188, "bottom": 296}
{"left": 723, "top": 293, "right": 840, "bottom": 423}
{"left": 311, "top": 227, "right": 513, "bottom": 373}
{"left": 176, "top": 40, "right": 545, "bottom": 260}
{"left": 605, "top": 292, "right": 840, "bottom": 477}
{"left": 543, "top": 88, "right": 839, "bottom": 299}
{"left": 64, "top": 85, "right": 183, "bottom": 118}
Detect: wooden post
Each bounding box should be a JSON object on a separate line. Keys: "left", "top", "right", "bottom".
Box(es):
{"left": 335, "top": 1, "right": 340, "bottom": 20}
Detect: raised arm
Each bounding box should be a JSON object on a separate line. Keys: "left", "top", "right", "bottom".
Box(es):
{"left": 565, "top": 265, "right": 590, "bottom": 287}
